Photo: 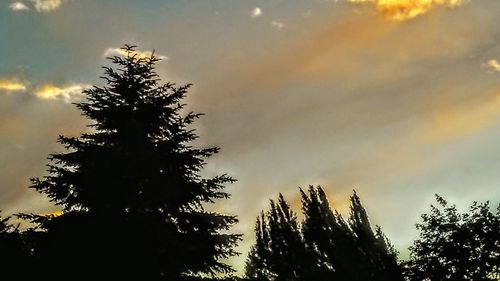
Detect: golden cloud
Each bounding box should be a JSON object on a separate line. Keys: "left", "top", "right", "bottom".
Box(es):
{"left": 35, "top": 84, "right": 90, "bottom": 102}
{"left": 485, "top": 59, "right": 500, "bottom": 72}
{"left": 347, "top": 0, "right": 466, "bottom": 21}
{"left": 0, "top": 79, "right": 27, "bottom": 91}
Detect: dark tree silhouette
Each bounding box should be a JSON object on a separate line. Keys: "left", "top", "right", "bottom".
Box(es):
{"left": 26, "top": 45, "right": 240, "bottom": 280}
{"left": 301, "top": 186, "right": 361, "bottom": 281}
{"left": 245, "top": 194, "right": 314, "bottom": 281}
{"left": 245, "top": 213, "right": 274, "bottom": 280}
{"left": 246, "top": 187, "right": 403, "bottom": 281}
{"left": 349, "top": 191, "right": 403, "bottom": 281}
{"left": 405, "top": 195, "right": 500, "bottom": 281}
{"left": 0, "top": 213, "right": 30, "bottom": 277}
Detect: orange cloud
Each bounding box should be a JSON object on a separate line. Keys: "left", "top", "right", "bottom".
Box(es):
{"left": 347, "top": 0, "right": 466, "bottom": 21}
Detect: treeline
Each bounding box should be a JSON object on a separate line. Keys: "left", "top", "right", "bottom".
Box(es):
{"left": 0, "top": 45, "right": 499, "bottom": 280}
{"left": 243, "top": 188, "right": 500, "bottom": 281}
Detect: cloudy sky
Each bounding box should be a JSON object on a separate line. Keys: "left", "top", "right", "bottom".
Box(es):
{"left": 2, "top": 0, "right": 500, "bottom": 272}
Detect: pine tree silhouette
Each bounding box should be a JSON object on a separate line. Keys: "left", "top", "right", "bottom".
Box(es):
{"left": 26, "top": 45, "right": 240, "bottom": 280}
{"left": 405, "top": 195, "right": 500, "bottom": 281}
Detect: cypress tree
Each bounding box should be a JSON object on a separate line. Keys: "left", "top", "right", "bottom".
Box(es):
{"left": 27, "top": 45, "right": 240, "bottom": 280}
{"left": 245, "top": 213, "right": 273, "bottom": 280}
{"left": 245, "top": 194, "right": 312, "bottom": 281}
{"left": 301, "top": 186, "right": 361, "bottom": 281}
{"left": 348, "top": 191, "right": 403, "bottom": 281}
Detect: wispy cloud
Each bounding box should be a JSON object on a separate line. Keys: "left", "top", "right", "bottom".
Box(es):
{"left": 104, "top": 47, "right": 167, "bottom": 60}
{"left": 346, "top": 0, "right": 467, "bottom": 21}
{"left": 422, "top": 93, "right": 500, "bottom": 141}
{"left": 484, "top": 59, "right": 500, "bottom": 72}
{"left": 35, "top": 84, "right": 90, "bottom": 103}
{"left": 251, "top": 7, "right": 262, "bottom": 18}
{"left": 271, "top": 21, "right": 285, "bottom": 31}
{"left": 9, "top": 2, "right": 30, "bottom": 11}
{"left": 0, "top": 78, "right": 27, "bottom": 91}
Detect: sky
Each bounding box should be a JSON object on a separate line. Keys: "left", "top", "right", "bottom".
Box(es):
{"left": 2, "top": 0, "right": 500, "bottom": 273}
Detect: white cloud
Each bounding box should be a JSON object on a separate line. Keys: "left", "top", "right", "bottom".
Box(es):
{"left": 9, "top": 0, "right": 70, "bottom": 13}
{"left": 30, "top": 0, "right": 63, "bottom": 12}
{"left": 9, "top": 2, "right": 30, "bottom": 11}
{"left": 251, "top": 7, "right": 262, "bottom": 18}
{"left": 35, "top": 84, "right": 90, "bottom": 103}
{"left": 104, "top": 47, "right": 168, "bottom": 60}
{"left": 271, "top": 21, "right": 285, "bottom": 31}
{"left": 485, "top": 59, "right": 500, "bottom": 73}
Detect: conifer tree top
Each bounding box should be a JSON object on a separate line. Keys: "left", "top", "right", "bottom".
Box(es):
{"left": 29, "top": 45, "right": 240, "bottom": 278}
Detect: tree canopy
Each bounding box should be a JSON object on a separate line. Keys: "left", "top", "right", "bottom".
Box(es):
{"left": 405, "top": 195, "right": 500, "bottom": 281}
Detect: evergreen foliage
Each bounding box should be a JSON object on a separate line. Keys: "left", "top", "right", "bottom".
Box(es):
{"left": 0, "top": 213, "right": 32, "bottom": 277}
{"left": 245, "top": 187, "right": 403, "bottom": 281}
{"left": 25, "top": 45, "right": 240, "bottom": 280}
{"left": 245, "top": 194, "right": 314, "bottom": 280}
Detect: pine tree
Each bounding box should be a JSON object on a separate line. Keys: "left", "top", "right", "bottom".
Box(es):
{"left": 27, "top": 45, "right": 240, "bottom": 280}
{"left": 405, "top": 196, "right": 500, "bottom": 281}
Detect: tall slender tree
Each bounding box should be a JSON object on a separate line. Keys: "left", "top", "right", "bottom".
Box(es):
{"left": 301, "top": 186, "right": 361, "bottom": 281}
{"left": 27, "top": 45, "right": 240, "bottom": 280}
{"left": 245, "top": 213, "right": 274, "bottom": 280}
{"left": 245, "top": 194, "right": 313, "bottom": 281}
{"left": 246, "top": 188, "right": 402, "bottom": 281}
{"left": 349, "top": 191, "right": 403, "bottom": 281}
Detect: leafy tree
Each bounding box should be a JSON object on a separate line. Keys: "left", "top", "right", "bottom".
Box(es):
{"left": 26, "top": 45, "right": 240, "bottom": 280}
{"left": 405, "top": 195, "right": 500, "bottom": 281}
